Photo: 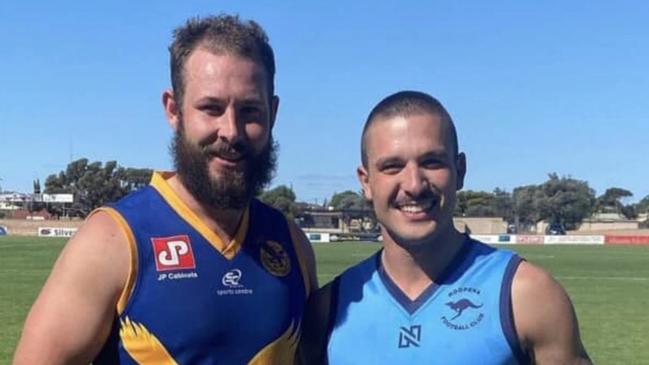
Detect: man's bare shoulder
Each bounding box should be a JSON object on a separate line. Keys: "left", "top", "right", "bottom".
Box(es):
{"left": 13, "top": 210, "right": 131, "bottom": 365}
{"left": 512, "top": 261, "right": 592, "bottom": 365}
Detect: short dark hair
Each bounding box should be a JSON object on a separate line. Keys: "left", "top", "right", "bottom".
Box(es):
{"left": 169, "top": 14, "right": 276, "bottom": 107}
{"left": 360, "top": 90, "right": 459, "bottom": 168}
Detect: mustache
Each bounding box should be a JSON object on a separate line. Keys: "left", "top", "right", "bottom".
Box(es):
{"left": 202, "top": 140, "right": 248, "bottom": 160}
{"left": 394, "top": 190, "right": 440, "bottom": 205}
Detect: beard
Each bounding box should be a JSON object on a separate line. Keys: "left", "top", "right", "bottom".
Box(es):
{"left": 171, "top": 123, "right": 277, "bottom": 211}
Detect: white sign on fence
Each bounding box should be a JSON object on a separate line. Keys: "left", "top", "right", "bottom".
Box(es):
{"left": 306, "top": 232, "right": 332, "bottom": 243}
{"left": 470, "top": 235, "right": 498, "bottom": 244}
{"left": 42, "top": 194, "right": 74, "bottom": 203}
{"left": 544, "top": 235, "right": 605, "bottom": 245}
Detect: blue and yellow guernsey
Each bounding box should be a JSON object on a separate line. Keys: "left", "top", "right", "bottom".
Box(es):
{"left": 93, "top": 172, "right": 312, "bottom": 365}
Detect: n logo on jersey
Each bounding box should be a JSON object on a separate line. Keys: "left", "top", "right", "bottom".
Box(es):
{"left": 151, "top": 235, "right": 196, "bottom": 271}
{"left": 398, "top": 325, "right": 421, "bottom": 348}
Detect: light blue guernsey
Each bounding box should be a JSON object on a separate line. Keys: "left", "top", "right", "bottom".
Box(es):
{"left": 327, "top": 238, "right": 529, "bottom": 365}
{"left": 93, "top": 172, "right": 312, "bottom": 365}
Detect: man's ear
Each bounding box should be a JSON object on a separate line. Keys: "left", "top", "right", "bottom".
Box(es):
{"left": 357, "top": 165, "right": 372, "bottom": 202}
{"left": 455, "top": 152, "right": 466, "bottom": 191}
{"left": 269, "top": 95, "right": 280, "bottom": 129}
{"left": 162, "top": 89, "right": 180, "bottom": 131}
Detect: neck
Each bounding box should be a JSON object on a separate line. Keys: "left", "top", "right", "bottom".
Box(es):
{"left": 168, "top": 175, "right": 246, "bottom": 243}
{"left": 381, "top": 228, "right": 466, "bottom": 300}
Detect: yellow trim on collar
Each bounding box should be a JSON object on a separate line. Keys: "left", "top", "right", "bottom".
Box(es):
{"left": 150, "top": 171, "right": 249, "bottom": 259}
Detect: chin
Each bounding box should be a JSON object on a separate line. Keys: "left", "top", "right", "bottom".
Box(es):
{"left": 390, "top": 219, "right": 456, "bottom": 248}
{"left": 386, "top": 225, "right": 437, "bottom": 248}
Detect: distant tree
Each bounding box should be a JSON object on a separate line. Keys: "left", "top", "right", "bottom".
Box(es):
{"left": 455, "top": 189, "right": 513, "bottom": 222}
{"left": 620, "top": 205, "right": 638, "bottom": 220}
{"left": 513, "top": 184, "right": 544, "bottom": 229}
{"left": 44, "top": 158, "right": 152, "bottom": 217}
{"left": 115, "top": 167, "right": 153, "bottom": 192}
{"left": 33, "top": 179, "right": 41, "bottom": 194}
{"left": 454, "top": 191, "right": 468, "bottom": 216}
{"left": 596, "top": 187, "right": 633, "bottom": 214}
{"left": 636, "top": 195, "right": 649, "bottom": 215}
{"left": 329, "top": 190, "right": 365, "bottom": 210}
{"left": 492, "top": 188, "right": 514, "bottom": 222}
{"left": 258, "top": 185, "right": 298, "bottom": 218}
{"left": 537, "top": 173, "right": 596, "bottom": 230}
{"left": 455, "top": 190, "right": 496, "bottom": 217}
{"left": 29, "top": 179, "right": 44, "bottom": 212}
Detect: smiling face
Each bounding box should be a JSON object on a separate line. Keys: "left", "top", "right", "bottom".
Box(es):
{"left": 163, "top": 48, "right": 279, "bottom": 210}
{"left": 358, "top": 112, "right": 466, "bottom": 249}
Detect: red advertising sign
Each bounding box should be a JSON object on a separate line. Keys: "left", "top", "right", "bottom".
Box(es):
{"left": 516, "top": 235, "right": 544, "bottom": 244}
{"left": 605, "top": 235, "right": 649, "bottom": 245}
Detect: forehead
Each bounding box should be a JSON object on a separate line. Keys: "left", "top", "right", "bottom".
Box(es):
{"left": 364, "top": 113, "right": 453, "bottom": 160}
{"left": 183, "top": 48, "right": 269, "bottom": 96}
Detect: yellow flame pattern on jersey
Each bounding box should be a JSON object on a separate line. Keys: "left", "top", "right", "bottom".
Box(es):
{"left": 248, "top": 320, "right": 300, "bottom": 365}
{"left": 120, "top": 317, "right": 179, "bottom": 365}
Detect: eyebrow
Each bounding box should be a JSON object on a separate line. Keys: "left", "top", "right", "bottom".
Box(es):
{"left": 195, "top": 96, "right": 265, "bottom": 105}
{"left": 374, "top": 150, "right": 450, "bottom": 166}
{"left": 419, "top": 150, "right": 451, "bottom": 160}
{"left": 195, "top": 96, "right": 225, "bottom": 105}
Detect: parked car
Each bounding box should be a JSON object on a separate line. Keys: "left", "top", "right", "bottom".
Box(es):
{"left": 546, "top": 223, "right": 566, "bottom": 235}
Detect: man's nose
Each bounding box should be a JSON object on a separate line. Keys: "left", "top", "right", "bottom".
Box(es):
{"left": 401, "top": 163, "right": 428, "bottom": 196}
{"left": 217, "top": 107, "right": 243, "bottom": 144}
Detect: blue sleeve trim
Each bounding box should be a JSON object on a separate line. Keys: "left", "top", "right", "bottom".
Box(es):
{"left": 499, "top": 255, "right": 530, "bottom": 364}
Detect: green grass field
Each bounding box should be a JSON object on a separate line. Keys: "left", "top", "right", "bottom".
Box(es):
{"left": 1, "top": 236, "right": 648, "bottom": 363}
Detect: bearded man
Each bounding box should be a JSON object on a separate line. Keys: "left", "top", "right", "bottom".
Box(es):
{"left": 14, "top": 15, "right": 316, "bottom": 365}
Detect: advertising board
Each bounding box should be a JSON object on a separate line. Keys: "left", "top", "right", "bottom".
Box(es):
{"left": 38, "top": 227, "right": 78, "bottom": 238}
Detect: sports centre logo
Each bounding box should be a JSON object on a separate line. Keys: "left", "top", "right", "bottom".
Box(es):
{"left": 440, "top": 287, "right": 484, "bottom": 331}
{"left": 217, "top": 268, "right": 253, "bottom": 296}
{"left": 260, "top": 240, "right": 291, "bottom": 277}
{"left": 222, "top": 269, "right": 243, "bottom": 287}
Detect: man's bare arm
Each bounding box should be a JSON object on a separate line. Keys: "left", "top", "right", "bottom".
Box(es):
{"left": 512, "top": 261, "right": 592, "bottom": 365}
{"left": 13, "top": 211, "right": 129, "bottom": 365}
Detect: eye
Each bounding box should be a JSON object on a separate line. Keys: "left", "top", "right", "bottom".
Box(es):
{"left": 240, "top": 105, "right": 262, "bottom": 117}
{"left": 199, "top": 104, "right": 224, "bottom": 116}
{"left": 378, "top": 161, "right": 403, "bottom": 175}
{"left": 422, "top": 158, "right": 446, "bottom": 169}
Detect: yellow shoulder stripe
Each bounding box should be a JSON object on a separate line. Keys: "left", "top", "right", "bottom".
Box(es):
{"left": 90, "top": 207, "right": 138, "bottom": 314}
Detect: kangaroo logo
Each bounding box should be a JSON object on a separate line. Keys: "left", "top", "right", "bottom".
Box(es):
{"left": 445, "top": 299, "right": 483, "bottom": 320}
{"left": 441, "top": 287, "right": 485, "bottom": 330}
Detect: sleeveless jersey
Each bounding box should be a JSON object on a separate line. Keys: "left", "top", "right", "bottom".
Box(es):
{"left": 326, "top": 238, "right": 528, "bottom": 365}
{"left": 94, "top": 172, "right": 311, "bottom": 365}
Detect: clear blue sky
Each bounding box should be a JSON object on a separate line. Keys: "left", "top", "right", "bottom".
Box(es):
{"left": 2, "top": 1, "right": 648, "bottom": 204}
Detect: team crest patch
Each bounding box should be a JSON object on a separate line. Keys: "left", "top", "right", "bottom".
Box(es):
{"left": 260, "top": 240, "right": 291, "bottom": 277}
{"left": 151, "top": 235, "right": 196, "bottom": 272}
{"left": 440, "top": 286, "right": 485, "bottom": 330}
